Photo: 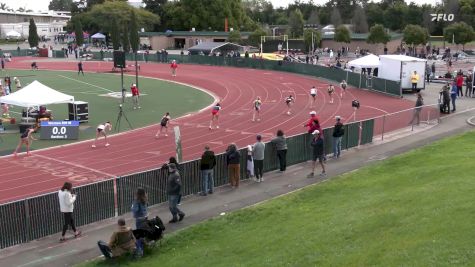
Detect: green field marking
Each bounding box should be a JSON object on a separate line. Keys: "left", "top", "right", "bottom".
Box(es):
{"left": 80, "top": 131, "right": 475, "bottom": 267}
{"left": 0, "top": 69, "right": 213, "bottom": 156}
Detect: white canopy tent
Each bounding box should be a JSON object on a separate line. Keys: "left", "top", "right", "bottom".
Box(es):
{"left": 6, "top": 30, "right": 21, "bottom": 39}
{"left": 0, "top": 80, "right": 74, "bottom": 108}
{"left": 91, "top": 32, "right": 106, "bottom": 39}
{"left": 347, "top": 54, "right": 380, "bottom": 69}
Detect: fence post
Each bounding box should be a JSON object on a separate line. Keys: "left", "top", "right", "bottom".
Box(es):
{"left": 381, "top": 115, "right": 386, "bottom": 141}
{"left": 24, "top": 199, "right": 31, "bottom": 242}
{"left": 359, "top": 73, "right": 362, "bottom": 88}
{"left": 113, "top": 177, "right": 118, "bottom": 217}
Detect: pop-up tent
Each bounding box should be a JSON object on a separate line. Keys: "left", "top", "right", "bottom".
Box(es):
{"left": 347, "top": 54, "right": 380, "bottom": 69}
{"left": 0, "top": 80, "right": 74, "bottom": 108}
{"left": 188, "top": 42, "right": 243, "bottom": 55}
{"left": 91, "top": 32, "right": 106, "bottom": 40}
{"left": 5, "top": 30, "right": 21, "bottom": 39}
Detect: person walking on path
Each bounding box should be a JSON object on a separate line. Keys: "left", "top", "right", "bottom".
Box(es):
{"left": 309, "top": 86, "right": 317, "bottom": 108}
{"left": 130, "top": 84, "right": 140, "bottom": 110}
{"left": 97, "top": 218, "right": 137, "bottom": 259}
{"left": 308, "top": 130, "right": 326, "bottom": 178}
{"left": 456, "top": 73, "right": 464, "bottom": 97}
{"left": 271, "top": 130, "right": 287, "bottom": 172}
{"left": 466, "top": 71, "right": 473, "bottom": 97}
{"left": 167, "top": 163, "right": 185, "bottom": 223}
{"left": 170, "top": 60, "right": 178, "bottom": 77}
{"left": 200, "top": 146, "right": 216, "bottom": 196}
{"left": 340, "top": 80, "right": 347, "bottom": 99}
{"left": 409, "top": 93, "right": 424, "bottom": 126}
{"left": 411, "top": 71, "right": 419, "bottom": 91}
{"left": 78, "top": 61, "right": 84, "bottom": 76}
{"left": 155, "top": 112, "right": 171, "bottom": 138}
{"left": 226, "top": 143, "right": 241, "bottom": 188}
{"left": 252, "top": 96, "right": 262, "bottom": 122}
{"left": 58, "top": 182, "right": 81, "bottom": 242}
{"left": 253, "top": 135, "right": 265, "bottom": 182}
{"left": 332, "top": 116, "right": 345, "bottom": 159}
{"left": 327, "top": 84, "right": 335, "bottom": 104}
{"left": 450, "top": 81, "right": 457, "bottom": 112}
{"left": 131, "top": 188, "right": 148, "bottom": 229}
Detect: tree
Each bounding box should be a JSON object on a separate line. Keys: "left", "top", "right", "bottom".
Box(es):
{"left": 352, "top": 6, "right": 368, "bottom": 33}
{"left": 129, "top": 10, "right": 140, "bottom": 53}
{"left": 228, "top": 30, "right": 242, "bottom": 43}
{"left": 288, "top": 9, "right": 304, "bottom": 38}
{"left": 110, "top": 17, "right": 120, "bottom": 50}
{"left": 384, "top": 2, "right": 408, "bottom": 31}
{"left": 122, "top": 23, "right": 130, "bottom": 53}
{"left": 248, "top": 27, "right": 267, "bottom": 47}
{"left": 143, "top": 0, "right": 168, "bottom": 31}
{"left": 28, "top": 19, "right": 39, "bottom": 48}
{"left": 303, "top": 28, "right": 321, "bottom": 52}
{"left": 48, "top": 0, "right": 73, "bottom": 11}
{"left": 403, "top": 24, "right": 429, "bottom": 50}
{"left": 443, "top": 22, "right": 475, "bottom": 50}
{"left": 365, "top": 3, "right": 384, "bottom": 28}
{"left": 331, "top": 8, "right": 342, "bottom": 27}
{"left": 367, "top": 24, "right": 390, "bottom": 44}
{"left": 0, "top": 3, "right": 9, "bottom": 10}
{"left": 74, "top": 18, "right": 84, "bottom": 46}
{"left": 334, "top": 25, "right": 351, "bottom": 43}
{"left": 306, "top": 9, "right": 319, "bottom": 24}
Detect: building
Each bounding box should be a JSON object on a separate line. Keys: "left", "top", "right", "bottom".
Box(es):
{"left": 321, "top": 32, "right": 403, "bottom": 55}
{"left": 0, "top": 10, "right": 70, "bottom": 39}
{"left": 140, "top": 31, "right": 251, "bottom": 50}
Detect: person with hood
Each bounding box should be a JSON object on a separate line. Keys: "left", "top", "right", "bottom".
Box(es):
{"left": 97, "top": 218, "right": 137, "bottom": 259}
{"left": 271, "top": 130, "right": 287, "bottom": 172}
{"left": 308, "top": 130, "right": 326, "bottom": 178}
{"left": 226, "top": 143, "right": 241, "bottom": 188}
{"left": 58, "top": 182, "right": 81, "bottom": 242}
{"left": 200, "top": 146, "right": 216, "bottom": 196}
{"left": 167, "top": 163, "right": 185, "bottom": 223}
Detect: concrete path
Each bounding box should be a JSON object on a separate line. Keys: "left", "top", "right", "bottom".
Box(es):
{"left": 0, "top": 108, "right": 474, "bottom": 267}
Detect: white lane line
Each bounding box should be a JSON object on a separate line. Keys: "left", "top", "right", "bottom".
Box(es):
{"left": 58, "top": 74, "right": 114, "bottom": 93}
{"left": 33, "top": 154, "right": 115, "bottom": 178}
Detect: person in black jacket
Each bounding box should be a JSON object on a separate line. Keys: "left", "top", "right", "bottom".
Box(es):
{"left": 167, "top": 163, "right": 185, "bottom": 223}
{"left": 332, "top": 116, "right": 345, "bottom": 159}
{"left": 308, "top": 130, "right": 326, "bottom": 178}
{"left": 200, "top": 146, "right": 216, "bottom": 196}
{"left": 162, "top": 157, "right": 183, "bottom": 205}
{"left": 226, "top": 144, "right": 241, "bottom": 188}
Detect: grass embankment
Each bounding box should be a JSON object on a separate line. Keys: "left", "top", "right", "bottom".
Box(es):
{"left": 83, "top": 131, "right": 475, "bottom": 266}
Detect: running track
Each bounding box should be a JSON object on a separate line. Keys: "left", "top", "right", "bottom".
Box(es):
{"left": 0, "top": 58, "right": 416, "bottom": 204}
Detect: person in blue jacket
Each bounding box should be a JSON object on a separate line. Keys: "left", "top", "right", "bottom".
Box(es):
{"left": 450, "top": 80, "right": 457, "bottom": 112}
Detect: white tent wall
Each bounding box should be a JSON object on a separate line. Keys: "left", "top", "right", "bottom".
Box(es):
{"left": 379, "top": 55, "right": 427, "bottom": 90}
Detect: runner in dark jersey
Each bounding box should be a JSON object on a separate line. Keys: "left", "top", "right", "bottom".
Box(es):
{"left": 155, "top": 112, "right": 171, "bottom": 138}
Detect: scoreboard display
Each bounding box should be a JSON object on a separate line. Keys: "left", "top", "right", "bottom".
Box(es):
{"left": 40, "top": 121, "right": 79, "bottom": 140}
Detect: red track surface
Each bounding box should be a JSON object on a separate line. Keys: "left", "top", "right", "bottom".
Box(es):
{"left": 0, "top": 58, "right": 415, "bottom": 204}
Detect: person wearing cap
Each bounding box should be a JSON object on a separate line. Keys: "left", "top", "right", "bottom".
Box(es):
{"left": 308, "top": 130, "right": 326, "bottom": 178}
{"left": 170, "top": 60, "right": 178, "bottom": 77}
{"left": 130, "top": 83, "right": 140, "bottom": 110}
{"left": 200, "top": 146, "right": 216, "bottom": 196}
{"left": 252, "top": 135, "right": 265, "bottom": 182}
{"left": 304, "top": 111, "right": 319, "bottom": 131}
{"left": 97, "top": 218, "right": 137, "bottom": 259}
{"left": 167, "top": 163, "right": 185, "bottom": 223}
{"left": 332, "top": 116, "right": 345, "bottom": 158}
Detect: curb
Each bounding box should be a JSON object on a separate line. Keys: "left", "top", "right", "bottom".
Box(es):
{"left": 467, "top": 116, "right": 475, "bottom": 126}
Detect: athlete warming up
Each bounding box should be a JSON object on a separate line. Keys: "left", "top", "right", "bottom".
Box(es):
{"left": 170, "top": 60, "right": 178, "bottom": 77}
{"left": 155, "top": 112, "right": 171, "bottom": 138}
{"left": 92, "top": 121, "right": 112, "bottom": 148}
{"left": 285, "top": 95, "right": 295, "bottom": 115}
{"left": 252, "top": 97, "right": 262, "bottom": 122}
{"left": 13, "top": 127, "right": 37, "bottom": 157}
{"left": 310, "top": 86, "right": 317, "bottom": 108}
{"left": 328, "top": 84, "right": 335, "bottom": 104}
{"left": 340, "top": 80, "right": 347, "bottom": 98}
{"left": 209, "top": 103, "right": 221, "bottom": 130}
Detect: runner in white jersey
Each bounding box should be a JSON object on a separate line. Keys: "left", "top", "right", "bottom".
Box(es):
{"left": 252, "top": 97, "right": 262, "bottom": 122}
{"left": 310, "top": 86, "right": 317, "bottom": 108}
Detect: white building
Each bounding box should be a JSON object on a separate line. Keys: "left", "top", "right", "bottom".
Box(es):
{"left": 0, "top": 10, "right": 70, "bottom": 39}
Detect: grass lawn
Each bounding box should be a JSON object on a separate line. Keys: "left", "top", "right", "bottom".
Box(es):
{"left": 82, "top": 131, "right": 475, "bottom": 267}
{"left": 0, "top": 69, "right": 213, "bottom": 155}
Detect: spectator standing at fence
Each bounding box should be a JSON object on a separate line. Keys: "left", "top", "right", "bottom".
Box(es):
{"left": 170, "top": 60, "right": 178, "bottom": 77}
{"left": 327, "top": 84, "right": 335, "bottom": 104}
{"left": 409, "top": 93, "right": 424, "bottom": 126}
{"left": 440, "top": 84, "right": 451, "bottom": 114}
{"left": 131, "top": 188, "right": 148, "bottom": 229}
{"left": 308, "top": 130, "right": 326, "bottom": 178}
{"left": 226, "top": 143, "right": 241, "bottom": 188}
{"left": 456, "top": 73, "right": 464, "bottom": 97}
{"left": 450, "top": 80, "right": 457, "bottom": 112}
{"left": 253, "top": 135, "right": 265, "bottom": 182}
{"left": 200, "top": 146, "right": 216, "bottom": 196}
{"left": 307, "top": 118, "right": 322, "bottom": 135}
{"left": 163, "top": 157, "right": 183, "bottom": 205}
{"left": 410, "top": 71, "right": 419, "bottom": 91}
{"left": 309, "top": 86, "right": 317, "bottom": 108}
{"left": 332, "top": 116, "right": 345, "bottom": 159}
{"left": 246, "top": 145, "right": 254, "bottom": 178}
{"left": 167, "top": 163, "right": 185, "bottom": 223}
{"left": 58, "top": 182, "right": 81, "bottom": 242}
{"left": 466, "top": 71, "right": 473, "bottom": 97}
{"left": 97, "top": 218, "right": 137, "bottom": 259}
{"left": 340, "top": 80, "right": 347, "bottom": 99}
{"left": 271, "top": 130, "right": 287, "bottom": 172}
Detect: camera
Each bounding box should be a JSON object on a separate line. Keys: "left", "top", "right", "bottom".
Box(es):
{"left": 351, "top": 100, "right": 360, "bottom": 109}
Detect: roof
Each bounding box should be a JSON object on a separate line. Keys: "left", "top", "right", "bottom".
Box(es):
{"left": 140, "top": 31, "right": 251, "bottom": 37}
{"left": 321, "top": 32, "right": 403, "bottom": 41}
{"left": 380, "top": 55, "right": 426, "bottom": 62}
{"left": 0, "top": 10, "right": 71, "bottom": 19}
{"left": 0, "top": 81, "right": 74, "bottom": 107}
{"left": 188, "top": 42, "right": 243, "bottom": 53}
{"left": 348, "top": 54, "right": 380, "bottom": 68}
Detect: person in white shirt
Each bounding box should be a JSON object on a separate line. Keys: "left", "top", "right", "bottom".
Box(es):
{"left": 58, "top": 182, "right": 81, "bottom": 242}
{"left": 309, "top": 86, "right": 317, "bottom": 108}
{"left": 340, "top": 80, "right": 347, "bottom": 99}
{"left": 92, "top": 121, "right": 112, "bottom": 148}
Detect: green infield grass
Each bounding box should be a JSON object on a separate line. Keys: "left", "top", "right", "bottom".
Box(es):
{"left": 81, "top": 131, "right": 475, "bottom": 267}
{"left": 0, "top": 69, "right": 213, "bottom": 155}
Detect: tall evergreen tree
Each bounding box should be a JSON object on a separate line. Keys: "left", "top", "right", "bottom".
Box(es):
{"left": 28, "top": 19, "right": 39, "bottom": 48}
{"left": 74, "top": 19, "right": 84, "bottom": 46}
{"left": 122, "top": 23, "right": 130, "bottom": 53}
{"left": 129, "top": 10, "right": 139, "bottom": 53}
{"left": 111, "top": 18, "right": 120, "bottom": 50}
{"left": 331, "top": 8, "right": 343, "bottom": 27}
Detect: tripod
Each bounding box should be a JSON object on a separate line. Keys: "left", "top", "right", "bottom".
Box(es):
{"left": 115, "top": 104, "right": 133, "bottom": 132}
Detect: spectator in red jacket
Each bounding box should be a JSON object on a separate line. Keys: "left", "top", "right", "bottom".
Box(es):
{"left": 304, "top": 111, "right": 320, "bottom": 131}
{"left": 130, "top": 83, "right": 140, "bottom": 110}
{"left": 307, "top": 118, "right": 322, "bottom": 134}
{"left": 171, "top": 60, "right": 178, "bottom": 77}
{"left": 456, "top": 74, "right": 464, "bottom": 97}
